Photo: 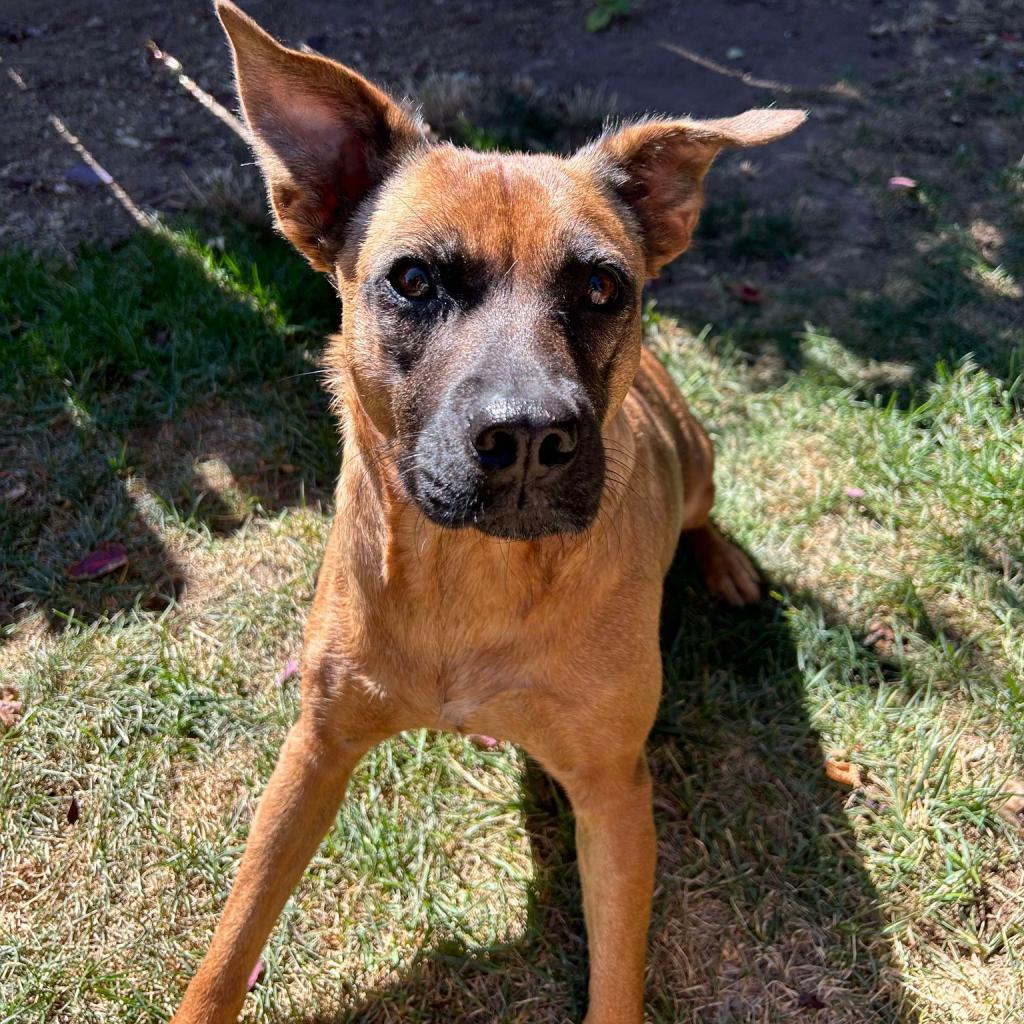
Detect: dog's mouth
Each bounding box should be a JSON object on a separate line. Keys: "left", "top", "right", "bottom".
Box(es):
{"left": 401, "top": 442, "right": 605, "bottom": 541}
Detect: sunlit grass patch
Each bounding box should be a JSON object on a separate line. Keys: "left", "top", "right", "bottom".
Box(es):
{"left": 3, "top": 185, "right": 1024, "bottom": 1023}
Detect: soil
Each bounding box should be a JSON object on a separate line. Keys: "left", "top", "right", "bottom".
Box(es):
{"left": 1, "top": 0, "right": 1017, "bottom": 256}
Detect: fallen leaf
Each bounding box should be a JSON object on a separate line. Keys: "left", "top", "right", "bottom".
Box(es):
{"left": 247, "top": 959, "right": 265, "bottom": 990}
{"left": 65, "top": 163, "right": 113, "bottom": 188}
{"left": 825, "top": 757, "right": 862, "bottom": 788}
{"left": 998, "top": 778, "right": 1024, "bottom": 827}
{"left": 726, "top": 281, "right": 763, "bottom": 305}
{"left": 276, "top": 658, "right": 300, "bottom": 685}
{"left": 863, "top": 616, "right": 895, "bottom": 656}
{"left": 66, "top": 543, "right": 129, "bottom": 581}
{"left": 798, "top": 991, "right": 827, "bottom": 1010}
{"left": 0, "top": 697, "right": 23, "bottom": 729}
{"left": 67, "top": 796, "right": 80, "bottom": 825}
{"left": 888, "top": 175, "right": 918, "bottom": 190}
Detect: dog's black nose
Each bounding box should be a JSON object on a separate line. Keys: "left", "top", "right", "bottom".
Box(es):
{"left": 474, "top": 416, "right": 579, "bottom": 482}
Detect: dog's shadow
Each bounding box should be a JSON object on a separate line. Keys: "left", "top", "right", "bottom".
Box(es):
{"left": 305, "top": 542, "right": 916, "bottom": 1024}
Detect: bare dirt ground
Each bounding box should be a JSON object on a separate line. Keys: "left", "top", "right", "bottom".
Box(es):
{"left": 0, "top": 0, "right": 1017, "bottom": 255}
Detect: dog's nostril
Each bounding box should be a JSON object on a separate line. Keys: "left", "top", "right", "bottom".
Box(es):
{"left": 475, "top": 428, "right": 520, "bottom": 470}
{"left": 537, "top": 424, "right": 578, "bottom": 469}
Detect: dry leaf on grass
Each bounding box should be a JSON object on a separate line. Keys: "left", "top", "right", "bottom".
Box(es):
{"left": 997, "top": 778, "right": 1024, "bottom": 828}
{"left": 0, "top": 686, "right": 23, "bottom": 729}
{"left": 726, "top": 281, "right": 764, "bottom": 305}
{"left": 66, "top": 543, "right": 129, "bottom": 581}
{"left": 824, "top": 756, "right": 862, "bottom": 788}
{"left": 864, "top": 615, "right": 895, "bottom": 656}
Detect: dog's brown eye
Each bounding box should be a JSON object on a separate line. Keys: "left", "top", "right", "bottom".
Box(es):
{"left": 389, "top": 260, "right": 435, "bottom": 301}
{"left": 586, "top": 269, "right": 619, "bottom": 308}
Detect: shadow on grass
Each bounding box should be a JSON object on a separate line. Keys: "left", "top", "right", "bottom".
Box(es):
{"left": 302, "top": 547, "right": 917, "bottom": 1024}
{"left": 0, "top": 220, "right": 338, "bottom": 643}
{"left": 654, "top": 148, "right": 1024, "bottom": 403}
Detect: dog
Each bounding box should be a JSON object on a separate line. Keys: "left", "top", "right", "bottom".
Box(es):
{"left": 171, "top": 4, "right": 804, "bottom": 1021}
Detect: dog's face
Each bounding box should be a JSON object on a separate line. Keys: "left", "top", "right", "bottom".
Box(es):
{"left": 346, "top": 147, "right": 642, "bottom": 538}
{"left": 217, "top": 0, "right": 804, "bottom": 539}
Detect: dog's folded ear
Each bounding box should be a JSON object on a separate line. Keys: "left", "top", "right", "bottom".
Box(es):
{"left": 215, "top": 0, "right": 427, "bottom": 272}
{"left": 577, "top": 109, "right": 806, "bottom": 276}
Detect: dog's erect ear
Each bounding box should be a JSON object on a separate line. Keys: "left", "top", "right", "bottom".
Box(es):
{"left": 578, "top": 109, "right": 806, "bottom": 276}
{"left": 215, "top": 0, "right": 426, "bottom": 271}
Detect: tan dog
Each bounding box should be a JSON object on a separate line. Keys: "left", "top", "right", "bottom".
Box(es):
{"left": 172, "top": 4, "right": 804, "bottom": 1021}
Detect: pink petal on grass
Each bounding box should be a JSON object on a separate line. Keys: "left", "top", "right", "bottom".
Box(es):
{"left": 276, "top": 658, "right": 299, "bottom": 684}
{"left": 844, "top": 486, "right": 866, "bottom": 499}
{"left": 66, "top": 543, "right": 128, "bottom": 581}
{"left": 247, "top": 959, "right": 265, "bottom": 991}
{"left": 469, "top": 734, "right": 499, "bottom": 750}
{"left": 888, "top": 176, "right": 918, "bottom": 190}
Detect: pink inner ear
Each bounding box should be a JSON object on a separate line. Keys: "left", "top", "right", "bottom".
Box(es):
{"left": 334, "top": 122, "right": 373, "bottom": 210}
{"left": 311, "top": 121, "right": 373, "bottom": 228}
{"left": 263, "top": 85, "right": 377, "bottom": 228}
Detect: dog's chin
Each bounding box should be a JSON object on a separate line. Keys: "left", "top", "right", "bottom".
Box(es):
{"left": 417, "top": 499, "right": 596, "bottom": 541}
{"left": 411, "top": 485, "right": 599, "bottom": 541}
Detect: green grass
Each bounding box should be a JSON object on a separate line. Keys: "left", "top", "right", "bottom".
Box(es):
{"left": 3, "top": 48, "right": 1024, "bottom": 1018}
{"left": 2, "top": 213, "right": 1022, "bottom": 1024}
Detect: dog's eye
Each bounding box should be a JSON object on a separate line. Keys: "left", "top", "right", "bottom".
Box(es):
{"left": 389, "top": 260, "right": 435, "bottom": 302}
{"left": 585, "top": 268, "right": 620, "bottom": 309}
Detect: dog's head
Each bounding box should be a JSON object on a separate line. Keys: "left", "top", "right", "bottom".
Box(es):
{"left": 217, "top": 0, "right": 804, "bottom": 540}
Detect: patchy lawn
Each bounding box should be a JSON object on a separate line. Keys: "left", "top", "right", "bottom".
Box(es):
{"left": 2, "top": 11, "right": 1024, "bottom": 1021}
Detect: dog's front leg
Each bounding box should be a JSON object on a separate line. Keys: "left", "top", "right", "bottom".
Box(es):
{"left": 172, "top": 717, "right": 371, "bottom": 1024}
{"left": 552, "top": 751, "right": 656, "bottom": 1024}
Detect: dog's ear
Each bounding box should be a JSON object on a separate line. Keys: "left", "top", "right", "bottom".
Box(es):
{"left": 578, "top": 109, "right": 806, "bottom": 276}
{"left": 215, "top": 0, "right": 427, "bottom": 271}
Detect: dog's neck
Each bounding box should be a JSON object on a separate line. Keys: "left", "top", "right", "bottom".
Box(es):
{"left": 334, "top": 393, "right": 635, "bottom": 590}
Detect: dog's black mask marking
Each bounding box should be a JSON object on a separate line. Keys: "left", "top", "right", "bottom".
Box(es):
{"left": 367, "top": 243, "right": 634, "bottom": 540}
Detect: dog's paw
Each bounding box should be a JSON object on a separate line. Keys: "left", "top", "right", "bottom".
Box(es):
{"left": 689, "top": 524, "right": 761, "bottom": 606}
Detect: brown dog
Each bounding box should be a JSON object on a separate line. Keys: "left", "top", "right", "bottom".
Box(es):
{"left": 171, "top": 4, "right": 804, "bottom": 1021}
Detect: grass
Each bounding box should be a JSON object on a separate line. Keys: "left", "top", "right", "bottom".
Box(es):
{"left": 3, "top": 25, "right": 1024, "bottom": 1024}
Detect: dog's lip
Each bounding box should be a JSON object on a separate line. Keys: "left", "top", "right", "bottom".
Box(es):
{"left": 416, "top": 490, "right": 596, "bottom": 539}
